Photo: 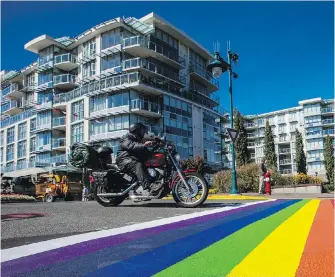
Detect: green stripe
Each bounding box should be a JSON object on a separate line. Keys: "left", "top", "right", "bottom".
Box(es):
{"left": 154, "top": 199, "right": 309, "bottom": 277}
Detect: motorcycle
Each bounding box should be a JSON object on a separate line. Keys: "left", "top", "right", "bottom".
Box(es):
{"left": 90, "top": 137, "right": 209, "bottom": 208}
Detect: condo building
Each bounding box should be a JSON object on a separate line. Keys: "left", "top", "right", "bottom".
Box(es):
{"left": 0, "top": 12, "right": 226, "bottom": 178}
{"left": 224, "top": 98, "right": 334, "bottom": 178}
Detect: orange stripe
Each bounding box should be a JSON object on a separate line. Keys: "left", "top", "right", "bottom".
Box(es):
{"left": 295, "top": 200, "right": 334, "bottom": 277}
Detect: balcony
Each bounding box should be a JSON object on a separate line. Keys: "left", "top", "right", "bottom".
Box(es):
{"left": 54, "top": 53, "right": 78, "bottom": 71}
{"left": 89, "top": 129, "right": 128, "bottom": 142}
{"left": 37, "top": 55, "right": 54, "bottom": 72}
{"left": 189, "top": 64, "right": 219, "bottom": 93}
{"left": 35, "top": 122, "right": 52, "bottom": 132}
{"left": 34, "top": 144, "right": 52, "bottom": 153}
{"left": 89, "top": 106, "right": 130, "bottom": 120}
{"left": 306, "top": 131, "right": 322, "bottom": 139}
{"left": 35, "top": 101, "right": 52, "bottom": 111}
{"left": 1, "top": 100, "right": 23, "bottom": 115}
{"left": 307, "top": 156, "right": 324, "bottom": 162}
{"left": 323, "top": 129, "right": 334, "bottom": 136}
{"left": 53, "top": 93, "right": 68, "bottom": 109}
{"left": 123, "top": 58, "right": 186, "bottom": 86}
{"left": 131, "top": 99, "right": 161, "bottom": 118}
{"left": 279, "top": 148, "right": 291, "bottom": 154}
{"left": 322, "top": 119, "right": 334, "bottom": 126}
{"left": 21, "top": 99, "right": 37, "bottom": 109}
{"left": 122, "top": 36, "right": 185, "bottom": 69}
{"left": 1, "top": 83, "right": 22, "bottom": 99}
{"left": 50, "top": 154, "right": 68, "bottom": 165}
{"left": 53, "top": 74, "right": 78, "bottom": 89}
{"left": 305, "top": 120, "right": 322, "bottom": 128}
{"left": 52, "top": 117, "right": 66, "bottom": 130}
{"left": 52, "top": 138, "right": 66, "bottom": 151}
{"left": 0, "top": 109, "right": 36, "bottom": 129}
{"left": 280, "top": 159, "right": 292, "bottom": 165}
{"left": 321, "top": 107, "right": 334, "bottom": 115}
{"left": 36, "top": 81, "right": 53, "bottom": 93}
{"left": 244, "top": 122, "right": 258, "bottom": 129}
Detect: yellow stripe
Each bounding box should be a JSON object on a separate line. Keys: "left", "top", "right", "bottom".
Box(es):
{"left": 227, "top": 199, "right": 320, "bottom": 277}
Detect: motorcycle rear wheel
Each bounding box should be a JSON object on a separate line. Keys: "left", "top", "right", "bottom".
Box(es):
{"left": 94, "top": 184, "right": 126, "bottom": 207}
{"left": 172, "top": 171, "right": 209, "bottom": 208}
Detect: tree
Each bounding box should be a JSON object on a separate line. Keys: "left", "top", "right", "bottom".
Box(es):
{"left": 233, "top": 111, "right": 250, "bottom": 167}
{"left": 295, "top": 129, "right": 307, "bottom": 174}
{"left": 264, "top": 120, "right": 277, "bottom": 170}
{"left": 324, "top": 135, "right": 334, "bottom": 184}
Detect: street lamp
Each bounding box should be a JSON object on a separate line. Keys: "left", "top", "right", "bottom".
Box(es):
{"left": 206, "top": 43, "right": 239, "bottom": 194}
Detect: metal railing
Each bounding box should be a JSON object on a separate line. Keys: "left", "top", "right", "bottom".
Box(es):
{"left": 1, "top": 100, "right": 20, "bottom": 112}
{"left": 321, "top": 107, "right": 334, "bottom": 113}
{"left": 53, "top": 138, "right": 66, "bottom": 148}
{"left": 322, "top": 119, "right": 334, "bottom": 125}
{"left": 1, "top": 83, "right": 19, "bottom": 97}
{"left": 131, "top": 99, "right": 161, "bottom": 114}
{"left": 279, "top": 148, "right": 291, "bottom": 154}
{"left": 122, "top": 36, "right": 185, "bottom": 66}
{"left": 53, "top": 74, "right": 77, "bottom": 85}
{"left": 53, "top": 117, "right": 66, "bottom": 127}
{"left": 0, "top": 109, "right": 36, "bottom": 128}
{"left": 54, "top": 53, "right": 77, "bottom": 64}
{"left": 323, "top": 129, "right": 334, "bottom": 136}
{"left": 189, "top": 64, "right": 219, "bottom": 88}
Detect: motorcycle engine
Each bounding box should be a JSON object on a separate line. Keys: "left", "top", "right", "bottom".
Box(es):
{"left": 147, "top": 167, "right": 164, "bottom": 182}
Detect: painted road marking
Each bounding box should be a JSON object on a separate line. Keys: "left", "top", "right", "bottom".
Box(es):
{"left": 1, "top": 199, "right": 274, "bottom": 263}
{"left": 226, "top": 199, "right": 320, "bottom": 277}
{"left": 296, "top": 199, "right": 334, "bottom": 277}
{"left": 153, "top": 200, "right": 308, "bottom": 277}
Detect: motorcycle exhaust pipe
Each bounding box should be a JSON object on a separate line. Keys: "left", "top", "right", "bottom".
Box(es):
{"left": 128, "top": 190, "right": 163, "bottom": 200}
{"left": 96, "top": 183, "right": 138, "bottom": 197}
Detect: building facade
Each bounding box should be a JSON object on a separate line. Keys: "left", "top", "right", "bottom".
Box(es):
{"left": 224, "top": 98, "right": 334, "bottom": 177}
{"left": 0, "top": 13, "right": 226, "bottom": 178}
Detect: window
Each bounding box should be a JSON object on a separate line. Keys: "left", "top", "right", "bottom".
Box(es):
{"left": 108, "top": 92, "right": 129, "bottom": 108}
{"left": 83, "top": 61, "right": 96, "bottom": 78}
{"left": 279, "top": 134, "right": 287, "bottom": 142}
{"left": 72, "top": 100, "right": 84, "bottom": 122}
{"left": 30, "top": 137, "right": 36, "bottom": 152}
{"left": 278, "top": 114, "right": 285, "bottom": 123}
{"left": 36, "top": 153, "right": 51, "bottom": 162}
{"left": 7, "top": 127, "right": 15, "bottom": 144}
{"left": 36, "top": 132, "right": 51, "bottom": 148}
{"left": 26, "top": 73, "right": 35, "bottom": 87}
{"left": 37, "top": 111, "right": 51, "bottom": 127}
{"left": 37, "top": 91, "right": 52, "bottom": 104}
{"left": 278, "top": 124, "right": 286, "bottom": 133}
{"left": 18, "top": 123, "right": 27, "bottom": 140}
{"left": 101, "top": 29, "right": 121, "bottom": 50}
{"left": 0, "top": 148, "right": 3, "bottom": 163}
{"left": 30, "top": 118, "right": 37, "bottom": 132}
{"left": 71, "top": 123, "right": 84, "bottom": 144}
{"left": 304, "top": 103, "right": 320, "bottom": 114}
{"left": 17, "top": 141, "right": 26, "bottom": 159}
{"left": 289, "top": 112, "right": 296, "bottom": 120}
{"left": 83, "top": 39, "right": 96, "bottom": 57}
{"left": 290, "top": 123, "right": 298, "bottom": 131}
{"left": 101, "top": 55, "right": 121, "bottom": 72}
{"left": 38, "top": 71, "right": 52, "bottom": 86}
{"left": 6, "top": 144, "right": 14, "bottom": 161}
{"left": 0, "top": 131, "right": 4, "bottom": 146}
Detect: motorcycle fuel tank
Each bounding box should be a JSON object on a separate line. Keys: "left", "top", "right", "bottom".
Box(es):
{"left": 146, "top": 153, "right": 165, "bottom": 167}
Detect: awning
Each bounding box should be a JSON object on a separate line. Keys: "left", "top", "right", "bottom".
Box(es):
{"left": 2, "top": 167, "right": 48, "bottom": 178}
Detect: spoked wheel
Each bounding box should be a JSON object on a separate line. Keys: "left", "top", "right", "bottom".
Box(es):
{"left": 45, "top": 194, "right": 55, "bottom": 203}
{"left": 94, "top": 184, "right": 126, "bottom": 207}
{"left": 172, "top": 172, "right": 209, "bottom": 208}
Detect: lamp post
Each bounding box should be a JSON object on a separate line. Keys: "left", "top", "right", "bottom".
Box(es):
{"left": 206, "top": 42, "right": 239, "bottom": 194}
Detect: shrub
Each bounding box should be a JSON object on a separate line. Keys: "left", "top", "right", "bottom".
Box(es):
{"left": 181, "top": 156, "right": 210, "bottom": 175}
{"left": 1, "top": 194, "right": 36, "bottom": 202}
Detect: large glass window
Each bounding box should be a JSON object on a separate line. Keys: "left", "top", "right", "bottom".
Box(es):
{"left": 6, "top": 144, "right": 14, "bottom": 161}
{"left": 71, "top": 123, "right": 84, "bottom": 143}
{"left": 83, "top": 39, "right": 96, "bottom": 57}
{"left": 30, "top": 137, "right": 36, "bottom": 152}
{"left": 18, "top": 122, "right": 27, "bottom": 140}
{"left": 107, "top": 92, "right": 129, "bottom": 108}
{"left": 30, "top": 118, "right": 37, "bottom": 132}
{"left": 101, "top": 29, "right": 121, "bottom": 50}
{"left": 17, "top": 140, "right": 26, "bottom": 159}
{"left": 83, "top": 61, "right": 96, "bottom": 78}
{"left": 37, "top": 91, "right": 52, "bottom": 104}
{"left": 36, "top": 132, "right": 51, "bottom": 147}
{"left": 38, "top": 70, "right": 52, "bottom": 85}
{"left": 7, "top": 127, "right": 15, "bottom": 144}
{"left": 101, "top": 55, "right": 121, "bottom": 72}
{"left": 72, "top": 100, "right": 84, "bottom": 122}
{"left": 37, "top": 111, "right": 51, "bottom": 126}
{"left": 26, "top": 73, "right": 35, "bottom": 87}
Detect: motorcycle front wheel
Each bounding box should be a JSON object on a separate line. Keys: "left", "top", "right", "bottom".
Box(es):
{"left": 172, "top": 171, "right": 209, "bottom": 208}
{"left": 94, "top": 184, "right": 127, "bottom": 207}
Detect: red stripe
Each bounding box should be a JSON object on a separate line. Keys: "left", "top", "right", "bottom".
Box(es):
{"left": 295, "top": 200, "right": 334, "bottom": 277}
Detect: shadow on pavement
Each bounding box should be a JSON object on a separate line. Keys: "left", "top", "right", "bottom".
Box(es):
{"left": 119, "top": 202, "right": 243, "bottom": 208}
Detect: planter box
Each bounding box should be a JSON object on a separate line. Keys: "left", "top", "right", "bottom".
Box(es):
{"left": 272, "top": 184, "right": 322, "bottom": 194}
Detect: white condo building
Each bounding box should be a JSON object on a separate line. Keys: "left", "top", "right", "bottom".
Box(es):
{"left": 224, "top": 97, "right": 334, "bottom": 178}
{"left": 0, "top": 12, "right": 226, "bottom": 178}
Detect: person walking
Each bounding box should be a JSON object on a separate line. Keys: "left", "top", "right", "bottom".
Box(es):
{"left": 259, "top": 158, "right": 267, "bottom": 194}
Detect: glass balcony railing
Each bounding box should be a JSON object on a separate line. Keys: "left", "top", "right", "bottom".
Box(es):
{"left": 53, "top": 138, "right": 66, "bottom": 148}
{"left": 189, "top": 64, "right": 219, "bottom": 88}
{"left": 122, "top": 36, "right": 185, "bottom": 66}
{"left": 1, "top": 83, "right": 19, "bottom": 97}
{"left": 54, "top": 93, "right": 68, "bottom": 104}
{"left": 323, "top": 129, "right": 334, "bottom": 136}
{"left": 131, "top": 99, "right": 161, "bottom": 114}
{"left": 53, "top": 74, "right": 76, "bottom": 85}
{"left": 50, "top": 154, "right": 68, "bottom": 164}
{"left": 1, "top": 109, "right": 36, "bottom": 129}
{"left": 38, "top": 55, "right": 53, "bottom": 66}
{"left": 53, "top": 117, "right": 66, "bottom": 127}
{"left": 54, "top": 53, "right": 77, "bottom": 64}
{"left": 322, "top": 119, "right": 334, "bottom": 125}
{"left": 1, "top": 100, "right": 20, "bottom": 112}
{"left": 321, "top": 107, "right": 334, "bottom": 114}
{"left": 123, "top": 58, "right": 186, "bottom": 85}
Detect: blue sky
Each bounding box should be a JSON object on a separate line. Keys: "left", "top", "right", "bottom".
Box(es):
{"left": 1, "top": 1, "right": 334, "bottom": 115}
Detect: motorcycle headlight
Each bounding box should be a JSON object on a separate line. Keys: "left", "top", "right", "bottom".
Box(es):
{"left": 174, "top": 154, "right": 181, "bottom": 162}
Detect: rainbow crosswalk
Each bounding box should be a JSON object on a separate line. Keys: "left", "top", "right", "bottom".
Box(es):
{"left": 1, "top": 199, "right": 334, "bottom": 277}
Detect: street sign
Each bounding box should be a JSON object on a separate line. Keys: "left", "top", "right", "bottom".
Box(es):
{"left": 226, "top": 128, "right": 239, "bottom": 143}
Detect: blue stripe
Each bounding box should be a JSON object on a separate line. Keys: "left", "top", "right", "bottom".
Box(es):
{"left": 84, "top": 199, "right": 301, "bottom": 277}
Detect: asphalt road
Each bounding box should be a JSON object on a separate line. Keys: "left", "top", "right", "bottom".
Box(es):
{"left": 1, "top": 199, "right": 250, "bottom": 249}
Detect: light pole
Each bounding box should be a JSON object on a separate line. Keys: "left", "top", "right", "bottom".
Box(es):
{"left": 206, "top": 41, "right": 239, "bottom": 194}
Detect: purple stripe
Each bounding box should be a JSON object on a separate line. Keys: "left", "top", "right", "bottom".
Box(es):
{"left": 2, "top": 200, "right": 280, "bottom": 276}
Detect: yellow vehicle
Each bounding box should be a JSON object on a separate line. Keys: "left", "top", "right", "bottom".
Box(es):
{"left": 35, "top": 173, "right": 83, "bottom": 202}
